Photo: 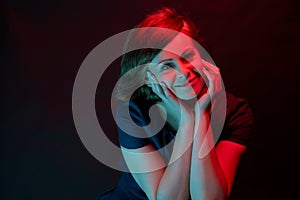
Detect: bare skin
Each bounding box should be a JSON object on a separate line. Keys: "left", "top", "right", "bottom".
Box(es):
{"left": 121, "top": 34, "right": 247, "bottom": 200}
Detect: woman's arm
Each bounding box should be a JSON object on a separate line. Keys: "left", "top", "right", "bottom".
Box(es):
{"left": 121, "top": 114, "right": 194, "bottom": 200}
{"left": 121, "top": 70, "right": 197, "bottom": 199}
{"left": 189, "top": 59, "right": 248, "bottom": 199}
{"left": 190, "top": 111, "right": 247, "bottom": 200}
{"left": 190, "top": 111, "right": 227, "bottom": 200}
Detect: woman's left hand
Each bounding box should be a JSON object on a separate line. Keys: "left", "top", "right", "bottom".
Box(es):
{"left": 193, "top": 59, "right": 224, "bottom": 155}
{"left": 195, "top": 59, "right": 223, "bottom": 113}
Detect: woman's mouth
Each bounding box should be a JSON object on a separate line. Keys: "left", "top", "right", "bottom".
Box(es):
{"left": 175, "top": 76, "right": 198, "bottom": 87}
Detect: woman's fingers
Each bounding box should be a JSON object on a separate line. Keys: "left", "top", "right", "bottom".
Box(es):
{"left": 159, "top": 81, "right": 169, "bottom": 98}
{"left": 159, "top": 81, "right": 178, "bottom": 101}
{"left": 201, "top": 59, "right": 220, "bottom": 73}
{"left": 208, "top": 64, "right": 223, "bottom": 91}
{"left": 201, "top": 66, "right": 214, "bottom": 90}
{"left": 147, "top": 71, "right": 165, "bottom": 99}
{"left": 202, "top": 61, "right": 224, "bottom": 111}
{"left": 202, "top": 59, "right": 223, "bottom": 91}
{"left": 196, "top": 59, "right": 223, "bottom": 111}
{"left": 146, "top": 72, "right": 178, "bottom": 104}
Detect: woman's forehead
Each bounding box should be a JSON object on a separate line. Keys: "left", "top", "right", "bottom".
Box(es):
{"left": 162, "top": 33, "right": 195, "bottom": 54}
{"left": 154, "top": 35, "right": 196, "bottom": 62}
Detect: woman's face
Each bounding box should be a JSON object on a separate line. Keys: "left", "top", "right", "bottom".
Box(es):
{"left": 147, "top": 34, "right": 206, "bottom": 100}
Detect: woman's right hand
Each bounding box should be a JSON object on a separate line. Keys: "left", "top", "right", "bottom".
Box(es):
{"left": 146, "top": 71, "right": 194, "bottom": 127}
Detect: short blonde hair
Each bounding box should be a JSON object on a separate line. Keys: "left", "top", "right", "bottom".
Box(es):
{"left": 115, "top": 7, "right": 208, "bottom": 102}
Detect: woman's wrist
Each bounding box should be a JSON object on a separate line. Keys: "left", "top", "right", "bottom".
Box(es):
{"left": 195, "top": 108, "right": 210, "bottom": 122}
{"left": 180, "top": 111, "right": 194, "bottom": 126}
{"left": 193, "top": 109, "right": 210, "bottom": 144}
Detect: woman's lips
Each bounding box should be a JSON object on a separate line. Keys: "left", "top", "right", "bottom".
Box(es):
{"left": 175, "top": 76, "right": 198, "bottom": 87}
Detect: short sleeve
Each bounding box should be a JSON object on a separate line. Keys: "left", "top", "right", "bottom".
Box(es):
{"left": 116, "top": 101, "right": 151, "bottom": 149}
{"left": 219, "top": 93, "right": 254, "bottom": 146}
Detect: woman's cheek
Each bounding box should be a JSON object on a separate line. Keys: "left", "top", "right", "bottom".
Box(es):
{"left": 158, "top": 73, "right": 169, "bottom": 83}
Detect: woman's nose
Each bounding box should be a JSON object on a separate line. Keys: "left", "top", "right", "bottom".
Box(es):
{"left": 176, "top": 60, "right": 191, "bottom": 79}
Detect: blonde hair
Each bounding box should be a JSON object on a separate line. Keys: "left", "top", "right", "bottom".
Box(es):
{"left": 115, "top": 7, "right": 207, "bottom": 102}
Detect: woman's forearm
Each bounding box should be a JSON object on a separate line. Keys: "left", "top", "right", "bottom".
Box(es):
{"left": 190, "top": 112, "right": 228, "bottom": 200}
{"left": 156, "top": 117, "right": 194, "bottom": 200}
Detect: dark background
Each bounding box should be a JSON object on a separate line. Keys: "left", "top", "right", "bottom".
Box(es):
{"left": 1, "top": 0, "right": 299, "bottom": 199}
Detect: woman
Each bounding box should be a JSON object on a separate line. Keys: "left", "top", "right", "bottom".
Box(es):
{"left": 98, "top": 7, "right": 253, "bottom": 200}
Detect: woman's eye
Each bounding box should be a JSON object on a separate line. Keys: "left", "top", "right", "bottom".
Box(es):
{"left": 161, "top": 63, "right": 173, "bottom": 71}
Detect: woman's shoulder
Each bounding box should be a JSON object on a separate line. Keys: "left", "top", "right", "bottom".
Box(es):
{"left": 115, "top": 99, "right": 151, "bottom": 126}
{"left": 116, "top": 100, "right": 152, "bottom": 149}
{"left": 219, "top": 92, "right": 254, "bottom": 146}
{"left": 225, "top": 92, "right": 254, "bottom": 123}
{"left": 226, "top": 92, "right": 250, "bottom": 107}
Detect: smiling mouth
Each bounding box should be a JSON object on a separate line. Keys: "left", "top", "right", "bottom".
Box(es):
{"left": 175, "top": 76, "right": 198, "bottom": 87}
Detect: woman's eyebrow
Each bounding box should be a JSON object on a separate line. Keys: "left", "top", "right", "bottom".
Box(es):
{"left": 182, "top": 48, "right": 194, "bottom": 55}
{"left": 157, "top": 47, "right": 194, "bottom": 64}
{"left": 158, "top": 58, "right": 173, "bottom": 64}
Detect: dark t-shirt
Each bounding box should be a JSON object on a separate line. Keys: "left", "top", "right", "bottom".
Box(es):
{"left": 97, "top": 92, "right": 254, "bottom": 200}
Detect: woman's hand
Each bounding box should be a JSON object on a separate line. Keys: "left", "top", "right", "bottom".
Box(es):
{"left": 195, "top": 59, "right": 223, "bottom": 113}
{"left": 193, "top": 59, "right": 225, "bottom": 155}
{"left": 146, "top": 71, "right": 194, "bottom": 126}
